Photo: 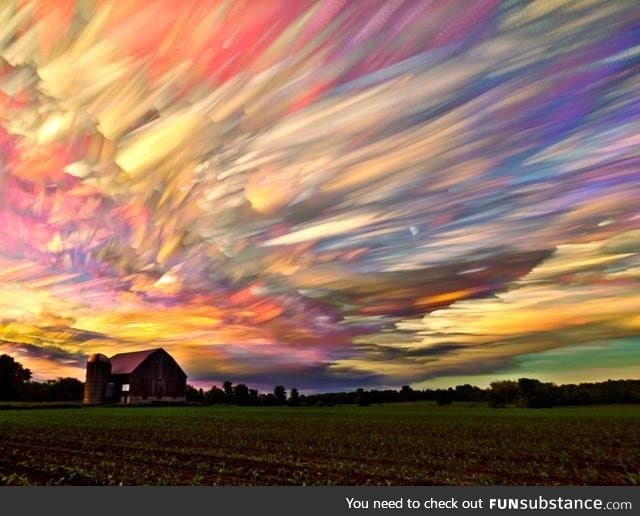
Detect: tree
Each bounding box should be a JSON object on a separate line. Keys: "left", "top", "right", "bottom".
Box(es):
{"left": 289, "top": 387, "right": 300, "bottom": 406}
{"left": 516, "top": 378, "right": 555, "bottom": 408}
{"left": 223, "top": 380, "right": 234, "bottom": 403}
{"left": 355, "top": 388, "right": 370, "bottom": 407}
{"left": 186, "top": 384, "right": 205, "bottom": 403}
{"left": 0, "top": 354, "right": 32, "bottom": 401}
{"left": 455, "top": 383, "right": 485, "bottom": 402}
{"left": 260, "top": 393, "right": 277, "bottom": 406}
{"left": 274, "top": 385, "right": 287, "bottom": 405}
{"left": 488, "top": 380, "right": 519, "bottom": 408}
{"left": 435, "top": 388, "right": 454, "bottom": 406}
{"left": 234, "top": 383, "right": 250, "bottom": 405}
{"left": 400, "top": 385, "right": 413, "bottom": 402}
{"left": 204, "top": 385, "right": 226, "bottom": 404}
{"left": 46, "top": 378, "right": 84, "bottom": 401}
{"left": 20, "top": 381, "right": 49, "bottom": 402}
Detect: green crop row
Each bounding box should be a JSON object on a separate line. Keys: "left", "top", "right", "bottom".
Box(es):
{"left": 0, "top": 402, "right": 638, "bottom": 485}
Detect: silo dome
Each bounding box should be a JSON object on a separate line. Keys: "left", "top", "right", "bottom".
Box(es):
{"left": 83, "top": 353, "right": 112, "bottom": 405}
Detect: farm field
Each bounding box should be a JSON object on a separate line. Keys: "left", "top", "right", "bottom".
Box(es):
{"left": 0, "top": 402, "right": 639, "bottom": 486}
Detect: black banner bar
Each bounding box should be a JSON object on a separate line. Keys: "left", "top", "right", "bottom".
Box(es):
{"left": 1, "top": 486, "right": 637, "bottom": 516}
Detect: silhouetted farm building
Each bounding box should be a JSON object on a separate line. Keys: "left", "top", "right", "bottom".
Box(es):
{"left": 83, "top": 348, "right": 187, "bottom": 405}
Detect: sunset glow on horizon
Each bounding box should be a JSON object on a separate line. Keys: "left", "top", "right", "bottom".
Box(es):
{"left": 0, "top": 0, "right": 639, "bottom": 392}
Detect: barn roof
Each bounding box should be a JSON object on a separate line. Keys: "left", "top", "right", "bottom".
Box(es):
{"left": 110, "top": 348, "right": 163, "bottom": 375}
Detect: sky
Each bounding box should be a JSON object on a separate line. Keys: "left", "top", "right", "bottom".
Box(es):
{"left": 0, "top": 0, "right": 639, "bottom": 392}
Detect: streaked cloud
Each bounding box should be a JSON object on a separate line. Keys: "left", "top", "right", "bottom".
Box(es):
{"left": 0, "top": 0, "right": 638, "bottom": 390}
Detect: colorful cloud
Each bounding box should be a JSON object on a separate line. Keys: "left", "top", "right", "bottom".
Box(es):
{"left": 0, "top": 0, "right": 639, "bottom": 390}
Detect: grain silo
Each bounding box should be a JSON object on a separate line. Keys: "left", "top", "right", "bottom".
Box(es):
{"left": 83, "top": 353, "right": 112, "bottom": 405}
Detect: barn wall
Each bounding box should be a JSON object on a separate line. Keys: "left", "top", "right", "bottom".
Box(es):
{"left": 109, "top": 373, "right": 130, "bottom": 403}
{"left": 129, "top": 351, "right": 186, "bottom": 402}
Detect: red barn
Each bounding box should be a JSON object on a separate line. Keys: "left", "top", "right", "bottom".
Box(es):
{"left": 83, "top": 348, "right": 187, "bottom": 404}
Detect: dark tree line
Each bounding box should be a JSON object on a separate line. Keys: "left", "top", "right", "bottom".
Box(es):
{"left": 187, "top": 378, "right": 640, "bottom": 408}
{"left": 185, "top": 382, "right": 298, "bottom": 406}
{"left": 487, "top": 378, "right": 640, "bottom": 408}
{"left": 0, "top": 354, "right": 84, "bottom": 402}
{"left": 287, "top": 384, "right": 487, "bottom": 407}
{"left": 2, "top": 353, "right": 640, "bottom": 407}
{"left": 188, "top": 378, "right": 640, "bottom": 408}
